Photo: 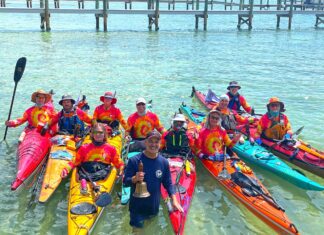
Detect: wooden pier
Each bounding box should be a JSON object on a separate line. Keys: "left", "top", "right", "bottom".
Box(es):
{"left": 0, "top": 0, "right": 323, "bottom": 31}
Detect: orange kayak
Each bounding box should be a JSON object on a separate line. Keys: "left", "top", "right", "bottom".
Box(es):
{"left": 187, "top": 120, "right": 299, "bottom": 235}
{"left": 39, "top": 135, "right": 76, "bottom": 203}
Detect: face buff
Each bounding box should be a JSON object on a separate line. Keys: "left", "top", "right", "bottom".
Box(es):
{"left": 269, "top": 110, "right": 279, "bottom": 118}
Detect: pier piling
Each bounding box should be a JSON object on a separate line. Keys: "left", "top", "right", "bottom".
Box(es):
{"left": 315, "top": 14, "right": 324, "bottom": 27}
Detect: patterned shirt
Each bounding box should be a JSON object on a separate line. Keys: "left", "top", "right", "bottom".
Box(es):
{"left": 93, "top": 104, "right": 128, "bottom": 130}
{"left": 196, "top": 126, "right": 235, "bottom": 156}
{"left": 7, "top": 105, "right": 54, "bottom": 128}
{"left": 126, "top": 111, "right": 166, "bottom": 139}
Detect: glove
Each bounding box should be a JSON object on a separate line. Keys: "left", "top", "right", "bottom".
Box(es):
{"left": 61, "top": 168, "right": 69, "bottom": 178}
{"left": 213, "top": 154, "right": 224, "bottom": 161}
{"left": 255, "top": 138, "right": 262, "bottom": 145}
{"left": 284, "top": 133, "right": 292, "bottom": 139}
{"left": 199, "top": 153, "right": 209, "bottom": 159}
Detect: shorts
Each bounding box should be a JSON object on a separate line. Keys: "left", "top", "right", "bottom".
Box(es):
{"left": 130, "top": 212, "right": 157, "bottom": 228}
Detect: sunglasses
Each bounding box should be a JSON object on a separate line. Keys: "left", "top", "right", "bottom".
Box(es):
{"left": 270, "top": 103, "right": 280, "bottom": 107}
{"left": 93, "top": 131, "right": 104, "bottom": 135}
{"left": 210, "top": 116, "right": 220, "bottom": 120}
{"left": 136, "top": 103, "right": 146, "bottom": 106}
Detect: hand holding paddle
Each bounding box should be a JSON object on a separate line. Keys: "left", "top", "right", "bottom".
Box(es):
{"left": 80, "top": 166, "right": 112, "bottom": 207}
{"left": 3, "top": 57, "right": 27, "bottom": 142}
{"left": 218, "top": 146, "right": 231, "bottom": 180}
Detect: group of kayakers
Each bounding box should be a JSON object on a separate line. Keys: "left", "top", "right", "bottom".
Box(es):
{"left": 5, "top": 80, "right": 294, "bottom": 231}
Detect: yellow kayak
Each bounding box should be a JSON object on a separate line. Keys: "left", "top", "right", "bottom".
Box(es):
{"left": 39, "top": 135, "right": 76, "bottom": 203}
{"left": 67, "top": 134, "right": 122, "bottom": 235}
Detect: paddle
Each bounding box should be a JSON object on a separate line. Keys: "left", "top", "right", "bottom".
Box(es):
{"left": 231, "top": 171, "right": 285, "bottom": 211}
{"left": 75, "top": 126, "right": 91, "bottom": 149}
{"left": 3, "top": 57, "right": 27, "bottom": 142}
{"left": 79, "top": 166, "right": 112, "bottom": 207}
{"left": 218, "top": 146, "right": 231, "bottom": 180}
{"left": 27, "top": 159, "right": 47, "bottom": 209}
{"left": 272, "top": 126, "right": 304, "bottom": 147}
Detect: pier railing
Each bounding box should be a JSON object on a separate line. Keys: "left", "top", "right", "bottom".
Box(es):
{"left": 0, "top": 0, "right": 323, "bottom": 31}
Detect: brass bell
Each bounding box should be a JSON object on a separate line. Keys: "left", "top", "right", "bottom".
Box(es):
{"left": 133, "top": 161, "right": 150, "bottom": 198}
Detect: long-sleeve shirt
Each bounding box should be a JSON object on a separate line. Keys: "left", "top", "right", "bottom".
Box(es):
{"left": 123, "top": 152, "right": 175, "bottom": 216}
{"left": 93, "top": 104, "right": 128, "bottom": 130}
{"left": 255, "top": 113, "right": 292, "bottom": 139}
{"left": 6, "top": 105, "right": 54, "bottom": 128}
{"left": 126, "top": 111, "right": 166, "bottom": 139}
{"left": 67, "top": 142, "right": 124, "bottom": 170}
{"left": 196, "top": 126, "right": 236, "bottom": 156}
{"left": 227, "top": 92, "right": 252, "bottom": 113}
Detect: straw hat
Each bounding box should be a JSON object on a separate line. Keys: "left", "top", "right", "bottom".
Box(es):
{"left": 31, "top": 90, "right": 51, "bottom": 103}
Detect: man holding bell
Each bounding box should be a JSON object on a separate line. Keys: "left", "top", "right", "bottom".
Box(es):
{"left": 123, "top": 130, "right": 183, "bottom": 230}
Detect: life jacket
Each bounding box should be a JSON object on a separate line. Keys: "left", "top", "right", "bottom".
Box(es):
{"left": 58, "top": 109, "right": 85, "bottom": 135}
{"left": 262, "top": 113, "right": 287, "bottom": 140}
{"left": 97, "top": 119, "right": 120, "bottom": 130}
{"left": 163, "top": 128, "right": 190, "bottom": 156}
{"left": 217, "top": 108, "right": 237, "bottom": 131}
{"left": 227, "top": 92, "right": 241, "bottom": 112}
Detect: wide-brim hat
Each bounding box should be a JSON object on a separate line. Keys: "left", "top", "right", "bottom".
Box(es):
{"left": 59, "top": 94, "right": 76, "bottom": 105}
{"left": 100, "top": 91, "right": 117, "bottom": 105}
{"left": 31, "top": 89, "right": 51, "bottom": 103}
{"left": 227, "top": 81, "right": 241, "bottom": 90}
{"left": 266, "top": 97, "right": 285, "bottom": 112}
{"left": 173, "top": 114, "right": 186, "bottom": 122}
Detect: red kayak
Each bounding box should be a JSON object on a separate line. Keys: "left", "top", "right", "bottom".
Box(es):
{"left": 11, "top": 128, "right": 51, "bottom": 191}
{"left": 161, "top": 155, "right": 196, "bottom": 235}
{"left": 191, "top": 86, "right": 324, "bottom": 178}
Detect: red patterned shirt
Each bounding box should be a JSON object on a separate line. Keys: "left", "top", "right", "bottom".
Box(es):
{"left": 7, "top": 105, "right": 54, "bottom": 128}
{"left": 126, "top": 111, "right": 166, "bottom": 139}
{"left": 196, "top": 126, "right": 235, "bottom": 156}
{"left": 93, "top": 104, "right": 128, "bottom": 130}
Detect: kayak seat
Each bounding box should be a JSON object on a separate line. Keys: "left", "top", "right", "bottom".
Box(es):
{"left": 70, "top": 202, "right": 97, "bottom": 215}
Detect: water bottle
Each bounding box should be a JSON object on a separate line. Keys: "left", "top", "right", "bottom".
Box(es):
{"left": 80, "top": 179, "right": 87, "bottom": 194}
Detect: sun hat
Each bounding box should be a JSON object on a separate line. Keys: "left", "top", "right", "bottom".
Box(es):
{"left": 173, "top": 114, "right": 186, "bottom": 122}
{"left": 31, "top": 90, "right": 51, "bottom": 103}
{"left": 266, "top": 97, "right": 285, "bottom": 112}
{"left": 227, "top": 81, "right": 241, "bottom": 90}
{"left": 100, "top": 91, "right": 117, "bottom": 105}
{"left": 59, "top": 94, "right": 76, "bottom": 105}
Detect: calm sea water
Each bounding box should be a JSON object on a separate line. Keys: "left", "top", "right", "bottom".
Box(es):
{"left": 0, "top": 2, "right": 324, "bottom": 234}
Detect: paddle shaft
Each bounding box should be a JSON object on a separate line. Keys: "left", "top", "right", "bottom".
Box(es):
{"left": 3, "top": 82, "right": 18, "bottom": 141}
{"left": 80, "top": 166, "right": 100, "bottom": 193}
{"left": 3, "top": 57, "right": 27, "bottom": 141}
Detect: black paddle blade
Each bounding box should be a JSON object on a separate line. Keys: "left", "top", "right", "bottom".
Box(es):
{"left": 14, "top": 57, "right": 27, "bottom": 83}
{"left": 95, "top": 192, "right": 112, "bottom": 207}
{"left": 294, "top": 126, "right": 304, "bottom": 137}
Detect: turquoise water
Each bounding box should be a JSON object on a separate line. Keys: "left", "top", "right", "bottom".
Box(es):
{"left": 1, "top": 3, "right": 324, "bottom": 235}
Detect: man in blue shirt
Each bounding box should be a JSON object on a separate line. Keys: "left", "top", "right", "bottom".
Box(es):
{"left": 123, "top": 130, "right": 183, "bottom": 229}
